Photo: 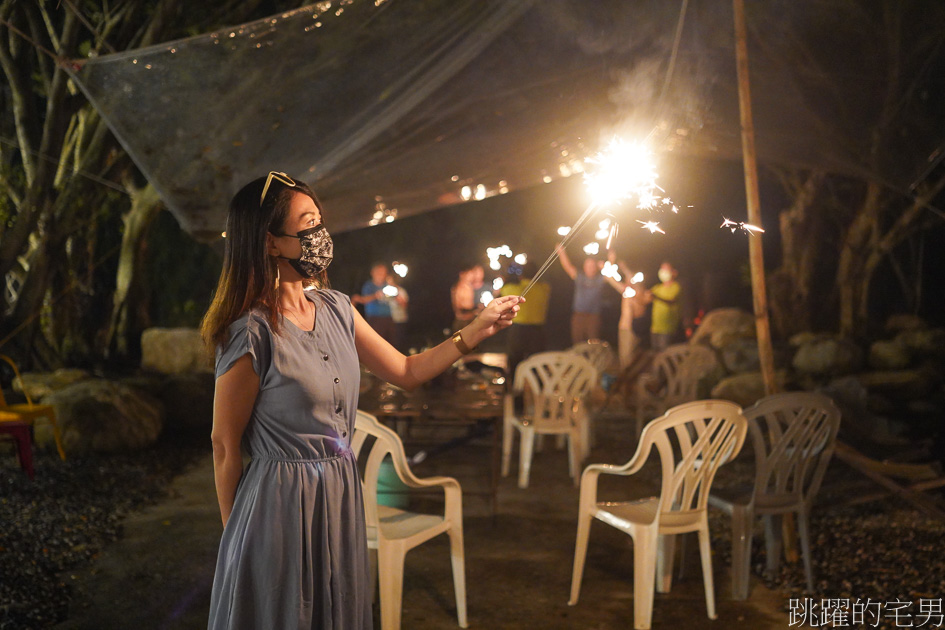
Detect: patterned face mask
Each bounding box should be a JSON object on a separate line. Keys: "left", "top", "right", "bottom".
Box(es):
{"left": 276, "top": 224, "right": 333, "bottom": 278}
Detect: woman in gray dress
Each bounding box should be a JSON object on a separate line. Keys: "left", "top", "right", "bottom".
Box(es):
{"left": 200, "top": 172, "right": 521, "bottom": 630}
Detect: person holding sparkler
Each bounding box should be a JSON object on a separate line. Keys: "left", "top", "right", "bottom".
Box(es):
{"left": 200, "top": 172, "right": 522, "bottom": 630}
{"left": 386, "top": 272, "right": 409, "bottom": 352}
{"left": 556, "top": 244, "right": 606, "bottom": 345}
{"left": 645, "top": 261, "right": 684, "bottom": 351}
{"left": 450, "top": 262, "right": 485, "bottom": 332}
{"left": 352, "top": 262, "right": 395, "bottom": 344}
{"left": 602, "top": 251, "right": 647, "bottom": 368}
{"left": 500, "top": 261, "right": 551, "bottom": 380}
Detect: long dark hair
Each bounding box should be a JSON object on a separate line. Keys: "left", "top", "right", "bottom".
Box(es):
{"left": 200, "top": 174, "right": 328, "bottom": 350}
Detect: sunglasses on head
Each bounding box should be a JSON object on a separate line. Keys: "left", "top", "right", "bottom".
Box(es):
{"left": 260, "top": 171, "right": 296, "bottom": 206}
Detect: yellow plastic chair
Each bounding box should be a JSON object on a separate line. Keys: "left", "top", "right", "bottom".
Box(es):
{"left": 709, "top": 392, "right": 841, "bottom": 599}
{"left": 352, "top": 410, "right": 467, "bottom": 630}
{"left": 0, "top": 355, "right": 66, "bottom": 460}
{"left": 569, "top": 400, "right": 747, "bottom": 630}
{"left": 501, "top": 351, "right": 597, "bottom": 488}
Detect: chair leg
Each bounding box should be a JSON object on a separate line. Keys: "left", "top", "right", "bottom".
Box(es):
{"left": 48, "top": 414, "right": 66, "bottom": 461}
{"left": 730, "top": 505, "right": 754, "bottom": 600}
{"left": 12, "top": 427, "right": 35, "bottom": 480}
{"left": 656, "top": 534, "right": 676, "bottom": 593}
{"left": 517, "top": 428, "right": 535, "bottom": 489}
{"left": 567, "top": 431, "right": 582, "bottom": 486}
{"left": 368, "top": 547, "right": 379, "bottom": 603}
{"left": 633, "top": 532, "right": 658, "bottom": 630}
{"left": 568, "top": 513, "right": 593, "bottom": 606}
{"left": 448, "top": 526, "right": 468, "bottom": 628}
{"left": 763, "top": 514, "right": 783, "bottom": 578}
{"left": 377, "top": 544, "right": 406, "bottom": 630}
{"left": 797, "top": 509, "right": 815, "bottom": 593}
{"left": 501, "top": 420, "right": 514, "bottom": 478}
{"left": 697, "top": 527, "right": 717, "bottom": 620}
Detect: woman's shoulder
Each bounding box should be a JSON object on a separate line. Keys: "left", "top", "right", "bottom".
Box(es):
{"left": 314, "top": 288, "right": 352, "bottom": 308}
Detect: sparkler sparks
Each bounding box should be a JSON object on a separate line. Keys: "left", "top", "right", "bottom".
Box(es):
{"left": 637, "top": 220, "right": 665, "bottom": 234}
{"left": 720, "top": 217, "right": 765, "bottom": 235}
{"left": 583, "top": 138, "right": 658, "bottom": 208}
{"left": 519, "top": 136, "right": 682, "bottom": 298}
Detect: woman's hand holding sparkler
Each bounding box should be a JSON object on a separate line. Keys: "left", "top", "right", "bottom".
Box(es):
{"left": 463, "top": 294, "right": 523, "bottom": 344}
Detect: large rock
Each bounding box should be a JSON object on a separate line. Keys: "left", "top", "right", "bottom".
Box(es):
{"left": 792, "top": 336, "right": 864, "bottom": 376}
{"left": 868, "top": 339, "right": 912, "bottom": 370}
{"left": 141, "top": 328, "right": 213, "bottom": 374}
{"left": 885, "top": 314, "right": 927, "bottom": 334}
{"left": 40, "top": 380, "right": 164, "bottom": 455}
{"left": 690, "top": 308, "right": 755, "bottom": 349}
{"left": 158, "top": 372, "right": 215, "bottom": 431}
{"left": 855, "top": 369, "right": 941, "bottom": 400}
{"left": 14, "top": 368, "right": 91, "bottom": 400}
{"left": 719, "top": 338, "right": 761, "bottom": 374}
{"left": 710, "top": 371, "right": 788, "bottom": 408}
{"left": 820, "top": 376, "right": 909, "bottom": 445}
{"left": 896, "top": 328, "right": 945, "bottom": 358}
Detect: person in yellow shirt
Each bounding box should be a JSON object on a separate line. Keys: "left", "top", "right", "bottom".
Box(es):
{"left": 500, "top": 261, "right": 550, "bottom": 380}
{"left": 645, "top": 261, "right": 683, "bottom": 351}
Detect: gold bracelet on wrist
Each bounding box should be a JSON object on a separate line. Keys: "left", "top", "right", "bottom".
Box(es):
{"left": 451, "top": 330, "right": 477, "bottom": 355}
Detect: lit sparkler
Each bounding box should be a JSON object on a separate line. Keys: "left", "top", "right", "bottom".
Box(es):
{"left": 392, "top": 262, "right": 408, "bottom": 278}
{"left": 721, "top": 217, "right": 765, "bottom": 235}
{"left": 382, "top": 285, "right": 399, "bottom": 297}
{"left": 520, "top": 137, "right": 677, "bottom": 297}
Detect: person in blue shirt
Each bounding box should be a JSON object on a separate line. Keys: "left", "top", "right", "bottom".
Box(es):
{"left": 352, "top": 262, "right": 395, "bottom": 343}
{"left": 557, "top": 245, "right": 605, "bottom": 345}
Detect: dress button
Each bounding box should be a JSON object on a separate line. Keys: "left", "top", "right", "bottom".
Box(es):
{"left": 336, "top": 403, "right": 343, "bottom": 413}
{"left": 323, "top": 354, "right": 329, "bottom": 361}
{"left": 342, "top": 431, "right": 347, "bottom": 437}
{"left": 333, "top": 377, "right": 340, "bottom": 384}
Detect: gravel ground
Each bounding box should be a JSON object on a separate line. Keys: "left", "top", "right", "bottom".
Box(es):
{"left": 3, "top": 421, "right": 943, "bottom": 630}
{"left": 706, "top": 461, "right": 945, "bottom": 630}
{"left": 0, "top": 437, "right": 205, "bottom": 630}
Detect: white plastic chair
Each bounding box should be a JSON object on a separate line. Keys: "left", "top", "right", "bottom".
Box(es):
{"left": 501, "top": 351, "right": 597, "bottom": 488}
{"left": 568, "top": 339, "right": 617, "bottom": 377}
{"left": 632, "top": 343, "right": 718, "bottom": 438}
{"left": 569, "top": 400, "right": 748, "bottom": 630}
{"left": 353, "top": 410, "right": 467, "bottom": 630}
{"left": 708, "top": 392, "right": 840, "bottom": 599}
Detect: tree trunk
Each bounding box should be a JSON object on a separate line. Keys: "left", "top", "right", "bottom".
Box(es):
{"left": 836, "top": 181, "right": 883, "bottom": 338}
{"left": 105, "top": 182, "right": 162, "bottom": 360}
{"left": 768, "top": 170, "right": 825, "bottom": 337}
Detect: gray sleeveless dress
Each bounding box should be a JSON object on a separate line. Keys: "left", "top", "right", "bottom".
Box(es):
{"left": 208, "top": 290, "right": 372, "bottom": 629}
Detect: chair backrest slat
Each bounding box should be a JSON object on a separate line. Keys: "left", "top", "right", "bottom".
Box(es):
{"left": 638, "top": 400, "right": 747, "bottom": 516}
{"left": 744, "top": 392, "right": 841, "bottom": 503}
{"left": 513, "top": 352, "right": 597, "bottom": 431}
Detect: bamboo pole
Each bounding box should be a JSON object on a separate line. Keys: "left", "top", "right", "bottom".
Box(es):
{"left": 733, "top": 0, "right": 778, "bottom": 396}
